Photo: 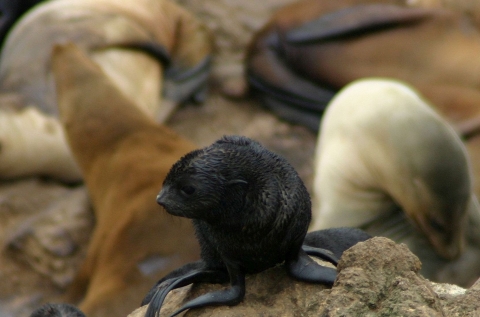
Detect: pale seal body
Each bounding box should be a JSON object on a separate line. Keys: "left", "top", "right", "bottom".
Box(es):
{"left": 311, "top": 78, "right": 479, "bottom": 282}
{"left": 0, "top": 0, "right": 212, "bottom": 182}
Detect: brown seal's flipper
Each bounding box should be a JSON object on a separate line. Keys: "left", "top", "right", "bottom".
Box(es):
{"left": 95, "top": 41, "right": 172, "bottom": 67}
{"left": 260, "top": 95, "right": 324, "bottom": 131}
{"left": 246, "top": 4, "right": 434, "bottom": 130}
{"left": 158, "top": 1, "right": 213, "bottom": 106}
{"left": 163, "top": 55, "right": 211, "bottom": 104}
{"left": 247, "top": 28, "right": 335, "bottom": 130}
{"left": 247, "top": 1, "right": 480, "bottom": 134}
{"left": 285, "top": 4, "right": 434, "bottom": 43}
{"left": 247, "top": 64, "right": 333, "bottom": 131}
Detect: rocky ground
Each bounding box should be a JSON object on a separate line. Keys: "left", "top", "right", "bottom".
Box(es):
{"left": 129, "top": 237, "right": 480, "bottom": 317}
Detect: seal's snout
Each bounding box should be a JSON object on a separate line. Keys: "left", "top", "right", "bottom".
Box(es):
{"left": 156, "top": 187, "right": 167, "bottom": 206}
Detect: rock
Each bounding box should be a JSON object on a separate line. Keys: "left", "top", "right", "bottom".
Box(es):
{"left": 0, "top": 179, "right": 94, "bottom": 317}
{"left": 1, "top": 180, "right": 93, "bottom": 288}
{"left": 441, "top": 278, "right": 480, "bottom": 316}
{"left": 329, "top": 237, "right": 442, "bottom": 316}
{"left": 131, "top": 259, "right": 333, "bottom": 317}
{"left": 6, "top": 186, "right": 92, "bottom": 288}
{"left": 130, "top": 237, "right": 480, "bottom": 317}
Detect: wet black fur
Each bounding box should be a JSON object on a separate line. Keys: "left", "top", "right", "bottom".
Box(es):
{"left": 144, "top": 135, "right": 331, "bottom": 316}
{"left": 304, "top": 227, "right": 372, "bottom": 259}
{"left": 29, "top": 303, "right": 85, "bottom": 317}
{"left": 158, "top": 135, "right": 312, "bottom": 273}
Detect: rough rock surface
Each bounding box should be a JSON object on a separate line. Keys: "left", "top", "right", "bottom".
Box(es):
{"left": 0, "top": 180, "right": 93, "bottom": 317}
{"left": 128, "top": 238, "right": 480, "bottom": 317}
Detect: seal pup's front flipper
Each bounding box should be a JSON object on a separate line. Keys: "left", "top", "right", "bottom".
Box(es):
{"left": 145, "top": 265, "right": 230, "bottom": 317}
{"left": 285, "top": 230, "right": 337, "bottom": 285}
{"left": 167, "top": 264, "right": 245, "bottom": 317}
{"left": 286, "top": 249, "right": 337, "bottom": 285}
{"left": 141, "top": 260, "right": 204, "bottom": 306}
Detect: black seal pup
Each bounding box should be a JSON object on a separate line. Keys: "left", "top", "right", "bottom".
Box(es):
{"left": 144, "top": 135, "right": 338, "bottom": 317}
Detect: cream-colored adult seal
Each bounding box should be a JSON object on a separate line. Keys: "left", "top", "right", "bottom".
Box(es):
{"left": 310, "top": 78, "right": 480, "bottom": 285}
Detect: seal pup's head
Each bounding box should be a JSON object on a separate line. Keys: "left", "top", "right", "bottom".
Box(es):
{"left": 156, "top": 136, "right": 255, "bottom": 224}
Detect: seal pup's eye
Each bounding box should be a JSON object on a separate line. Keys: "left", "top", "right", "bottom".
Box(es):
{"left": 181, "top": 185, "right": 196, "bottom": 196}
